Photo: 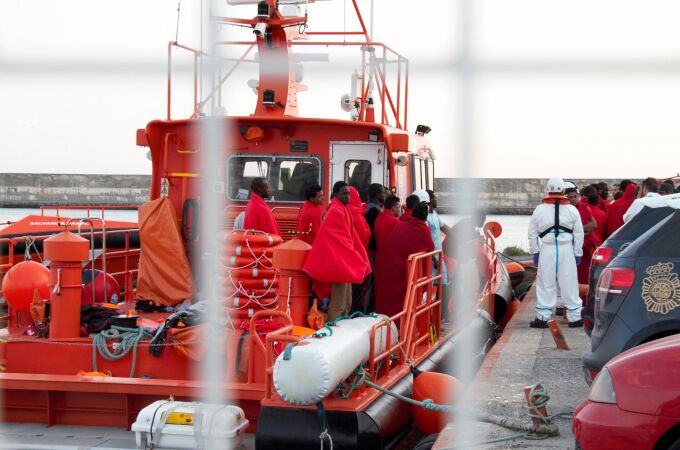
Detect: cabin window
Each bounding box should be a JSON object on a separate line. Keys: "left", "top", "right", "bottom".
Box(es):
{"left": 271, "top": 159, "right": 321, "bottom": 202}
{"left": 345, "top": 160, "right": 372, "bottom": 201}
{"left": 227, "top": 155, "right": 321, "bottom": 202}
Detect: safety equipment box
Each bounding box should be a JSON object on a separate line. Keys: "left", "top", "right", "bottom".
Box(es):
{"left": 132, "top": 400, "right": 248, "bottom": 449}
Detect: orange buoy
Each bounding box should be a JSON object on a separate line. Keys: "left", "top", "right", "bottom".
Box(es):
{"left": 504, "top": 262, "right": 525, "bottom": 275}
{"left": 1, "top": 260, "right": 50, "bottom": 313}
{"left": 412, "top": 371, "right": 462, "bottom": 435}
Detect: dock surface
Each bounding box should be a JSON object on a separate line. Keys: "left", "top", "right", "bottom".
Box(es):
{"left": 434, "top": 287, "right": 591, "bottom": 449}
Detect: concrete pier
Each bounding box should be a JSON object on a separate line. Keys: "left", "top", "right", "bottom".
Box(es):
{"left": 432, "top": 287, "right": 590, "bottom": 449}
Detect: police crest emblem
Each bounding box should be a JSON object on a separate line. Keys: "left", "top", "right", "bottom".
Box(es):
{"left": 641, "top": 262, "right": 680, "bottom": 314}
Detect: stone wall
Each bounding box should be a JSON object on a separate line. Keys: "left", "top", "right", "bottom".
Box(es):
{"left": 0, "top": 174, "right": 150, "bottom": 207}
{"left": 0, "top": 174, "right": 625, "bottom": 214}
{"left": 434, "top": 178, "right": 622, "bottom": 215}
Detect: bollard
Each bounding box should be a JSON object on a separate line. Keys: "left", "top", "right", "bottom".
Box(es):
{"left": 548, "top": 319, "right": 570, "bottom": 350}
{"left": 272, "top": 238, "right": 311, "bottom": 327}
{"left": 44, "top": 231, "right": 90, "bottom": 339}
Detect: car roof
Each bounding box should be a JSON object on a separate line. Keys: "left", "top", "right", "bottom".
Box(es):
{"left": 634, "top": 192, "right": 680, "bottom": 209}
{"left": 619, "top": 209, "right": 680, "bottom": 258}
{"left": 608, "top": 204, "right": 676, "bottom": 242}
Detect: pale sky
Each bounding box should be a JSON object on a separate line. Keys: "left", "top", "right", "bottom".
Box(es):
{"left": 2, "top": 0, "right": 680, "bottom": 178}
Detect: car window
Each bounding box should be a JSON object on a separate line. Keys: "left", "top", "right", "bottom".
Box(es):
{"left": 621, "top": 211, "right": 680, "bottom": 258}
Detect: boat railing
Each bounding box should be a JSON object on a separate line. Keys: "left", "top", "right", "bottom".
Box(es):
{"left": 39, "top": 205, "right": 139, "bottom": 220}
{"left": 0, "top": 228, "right": 140, "bottom": 305}
{"left": 367, "top": 250, "right": 441, "bottom": 385}
{"left": 167, "top": 0, "right": 410, "bottom": 130}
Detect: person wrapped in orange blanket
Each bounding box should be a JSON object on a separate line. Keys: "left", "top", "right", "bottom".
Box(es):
{"left": 303, "top": 181, "right": 371, "bottom": 321}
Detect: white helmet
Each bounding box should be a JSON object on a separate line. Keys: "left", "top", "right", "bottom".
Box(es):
{"left": 412, "top": 189, "right": 430, "bottom": 203}
{"left": 546, "top": 177, "right": 565, "bottom": 193}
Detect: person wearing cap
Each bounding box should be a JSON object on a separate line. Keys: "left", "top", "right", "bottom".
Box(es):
{"left": 528, "top": 177, "right": 584, "bottom": 328}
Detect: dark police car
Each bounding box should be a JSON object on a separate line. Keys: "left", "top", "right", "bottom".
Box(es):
{"left": 583, "top": 208, "right": 680, "bottom": 383}
{"left": 583, "top": 194, "right": 680, "bottom": 335}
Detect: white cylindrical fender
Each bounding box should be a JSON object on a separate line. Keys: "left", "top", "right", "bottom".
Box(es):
{"left": 273, "top": 315, "right": 399, "bottom": 405}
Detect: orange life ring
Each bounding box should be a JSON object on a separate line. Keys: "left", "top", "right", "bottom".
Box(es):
{"left": 222, "top": 244, "right": 274, "bottom": 258}
{"left": 226, "top": 296, "right": 279, "bottom": 309}
{"left": 223, "top": 231, "right": 282, "bottom": 247}
{"left": 225, "top": 277, "right": 278, "bottom": 289}
{"left": 225, "top": 255, "right": 274, "bottom": 268}
{"left": 228, "top": 267, "right": 277, "bottom": 279}
{"left": 226, "top": 287, "right": 278, "bottom": 299}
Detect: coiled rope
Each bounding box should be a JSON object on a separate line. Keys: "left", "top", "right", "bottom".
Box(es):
{"left": 92, "top": 325, "right": 153, "bottom": 377}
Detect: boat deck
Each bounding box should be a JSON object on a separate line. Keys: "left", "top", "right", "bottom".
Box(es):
{"left": 433, "top": 286, "right": 590, "bottom": 449}
{"left": 0, "top": 423, "right": 255, "bottom": 449}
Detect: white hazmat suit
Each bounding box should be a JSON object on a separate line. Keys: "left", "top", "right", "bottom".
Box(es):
{"left": 528, "top": 198, "right": 584, "bottom": 322}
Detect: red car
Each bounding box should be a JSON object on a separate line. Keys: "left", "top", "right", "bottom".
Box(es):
{"left": 573, "top": 334, "right": 680, "bottom": 449}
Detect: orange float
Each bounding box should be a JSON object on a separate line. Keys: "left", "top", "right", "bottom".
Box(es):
{"left": 412, "top": 371, "right": 462, "bottom": 435}
{"left": 1, "top": 260, "right": 50, "bottom": 313}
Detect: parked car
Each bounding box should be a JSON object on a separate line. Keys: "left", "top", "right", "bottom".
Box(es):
{"left": 583, "top": 209, "right": 680, "bottom": 382}
{"left": 583, "top": 194, "right": 680, "bottom": 335}
{"left": 574, "top": 334, "right": 680, "bottom": 449}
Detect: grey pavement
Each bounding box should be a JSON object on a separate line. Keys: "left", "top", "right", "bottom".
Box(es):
{"left": 435, "top": 287, "right": 591, "bottom": 449}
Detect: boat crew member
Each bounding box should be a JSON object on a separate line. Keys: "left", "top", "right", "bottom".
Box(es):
{"left": 623, "top": 177, "right": 660, "bottom": 223}
{"left": 565, "top": 183, "right": 600, "bottom": 285}
{"left": 374, "top": 195, "right": 401, "bottom": 252}
{"left": 400, "top": 194, "right": 420, "bottom": 221}
{"left": 374, "top": 202, "right": 434, "bottom": 318}
{"left": 528, "top": 177, "right": 584, "bottom": 328}
{"left": 243, "top": 178, "right": 280, "bottom": 236}
{"left": 303, "top": 181, "right": 371, "bottom": 321}
{"left": 296, "top": 184, "right": 323, "bottom": 245}
{"left": 364, "top": 183, "right": 386, "bottom": 251}
{"left": 659, "top": 182, "right": 675, "bottom": 196}
{"left": 424, "top": 189, "right": 450, "bottom": 286}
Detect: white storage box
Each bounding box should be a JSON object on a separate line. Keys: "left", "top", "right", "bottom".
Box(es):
{"left": 132, "top": 400, "right": 249, "bottom": 450}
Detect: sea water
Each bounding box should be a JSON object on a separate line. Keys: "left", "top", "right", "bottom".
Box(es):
{"left": 0, "top": 208, "right": 532, "bottom": 252}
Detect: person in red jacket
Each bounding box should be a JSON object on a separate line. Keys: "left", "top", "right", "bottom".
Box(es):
{"left": 566, "top": 183, "right": 600, "bottom": 284}
{"left": 243, "top": 178, "right": 280, "bottom": 235}
{"left": 374, "top": 202, "right": 434, "bottom": 318}
{"left": 400, "top": 194, "right": 419, "bottom": 222}
{"left": 303, "top": 181, "right": 371, "bottom": 321}
{"left": 607, "top": 181, "right": 636, "bottom": 236}
{"left": 374, "top": 195, "right": 401, "bottom": 252}
{"left": 296, "top": 184, "right": 324, "bottom": 245}
{"left": 582, "top": 185, "right": 608, "bottom": 243}
{"left": 348, "top": 186, "right": 371, "bottom": 249}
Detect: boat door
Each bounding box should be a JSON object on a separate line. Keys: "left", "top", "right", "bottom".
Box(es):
{"left": 330, "top": 142, "right": 386, "bottom": 201}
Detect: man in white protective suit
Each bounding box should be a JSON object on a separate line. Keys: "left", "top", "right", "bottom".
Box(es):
{"left": 528, "top": 177, "right": 585, "bottom": 328}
